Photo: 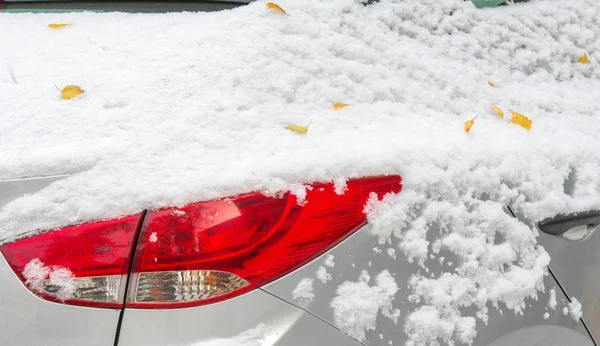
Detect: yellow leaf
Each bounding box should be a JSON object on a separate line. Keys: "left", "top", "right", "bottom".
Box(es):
{"left": 266, "top": 2, "right": 289, "bottom": 15}
{"left": 578, "top": 53, "right": 588, "bottom": 64}
{"left": 285, "top": 119, "right": 312, "bottom": 134}
{"left": 48, "top": 24, "right": 71, "bottom": 29}
{"left": 488, "top": 81, "right": 495, "bottom": 87}
{"left": 333, "top": 102, "right": 350, "bottom": 110}
{"left": 58, "top": 85, "right": 85, "bottom": 100}
{"left": 464, "top": 115, "right": 478, "bottom": 134}
{"left": 509, "top": 109, "right": 532, "bottom": 131}
{"left": 491, "top": 105, "right": 504, "bottom": 119}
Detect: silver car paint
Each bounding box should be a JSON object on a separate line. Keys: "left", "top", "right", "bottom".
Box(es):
{"left": 0, "top": 251, "right": 120, "bottom": 346}
{"left": 264, "top": 221, "right": 594, "bottom": 345}
{"left": 0, "top": 175, "right": 123, "bottom": 346}
{"left": 118, "top": 289, "right": 362, "bottom": 346}
{"left": 512, "top": 207, "right": 600, "bottom": 342}
{"left": 0, "top": 175, "right": 596, "bottom": 346}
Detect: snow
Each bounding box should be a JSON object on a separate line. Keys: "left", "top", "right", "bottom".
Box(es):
{"left": 548, "top": 288, "right": 557, "bottom": 310}
{"left": 543, "top": 312, "right": 550, "bottom": 320}
{"left": 292, "top": 278, "right": 314, "bottom": 303}
{"left": 568, "top": 297, "right": 583, "bottom": 320}
{"left": 1, "top": 0, "right": 600, "bottom": 343}
{"left": 324, "top": 254, "right": 335, "bottom": 268}
{"left": 331, "top": 270, "right": 400, "bottom": 342}
{"left": 316, "top": 266, "right": 332, "bottom": 284}
{"left": 23, "top": 258, "right": 75, "bottom": 301}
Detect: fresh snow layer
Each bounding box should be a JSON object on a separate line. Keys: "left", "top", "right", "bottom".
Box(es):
{"left": 1, "top": 0, "right": 600, "bottom": 344}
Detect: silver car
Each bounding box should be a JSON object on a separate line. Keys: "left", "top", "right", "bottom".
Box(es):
{"left": 1, "top": 1, "right": 599, "bottom": 346}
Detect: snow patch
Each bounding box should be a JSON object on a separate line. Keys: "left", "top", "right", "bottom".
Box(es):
{"left": 331, "top": 270, "right": 400, "bottom": 342}
{"left": 23, "top": 258, "right": 75, "bottom": 301}
{"left": 568, "top": 298, "right": 583, "bottom": 320}
{"left": 333, "top": 177, "right": 348, "bottom": 196}
{"left": 548, "top": 289, "right": 557, "bottom": 310}
{"left": 149, "top": 232, "right": 158, "bottom": 243}
{"left": 292, "top": 278, "right": 314, "bottom": 303}
{"left": 316, "top": 266, "right": 332, "bottom": 284}
{"left": 324, "top": 254, "right": 335, "bottom": 268}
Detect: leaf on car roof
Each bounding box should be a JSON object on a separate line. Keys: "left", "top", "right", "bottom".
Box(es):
{"left": 48, "top": 24, "right": 71, "bottom": 29}
{"left": 488, "top": 81, "right": 495, "bottom": 87}
{"left": 266, "top": 2, "right": 289, "bottom": 15}
{"left": 56, "top": 85, "right": 85, "bottom": 100}
{"left": 578, "top": 53, "right": 588, "bottom": 64}
{"left": 491, "top": 105, "right": 504, "bottom": 119}
{"left": 285, "top": 120, "right": 312, "bottom": 134}
{"left": 464, "top": 115, "right": 477, "bottom": 134}
{"left": 509, "top": 109, "right": 532, "bottom": 131}
{"left": 333, "top": 102, "right": 349, "bottom": 110}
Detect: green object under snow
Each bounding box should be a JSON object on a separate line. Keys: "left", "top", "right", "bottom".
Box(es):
{"left": 470, "top": 0, "right": 506, "bottom": 8}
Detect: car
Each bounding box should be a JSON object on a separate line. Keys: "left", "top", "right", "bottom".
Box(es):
{"left": 1, "top": 0, "right": 599, "bottom": 345}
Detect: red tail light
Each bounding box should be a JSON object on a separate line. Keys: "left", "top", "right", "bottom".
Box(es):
{"left": 0, "top": 175, "right": 401, "bottom": 309}
{"left": 0, "top": 215, "right": 143, "bottom": 308}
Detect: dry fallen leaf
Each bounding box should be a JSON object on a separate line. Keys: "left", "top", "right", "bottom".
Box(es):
{"left": 333, "top": 102, "right": 350, "bottom": 110}
{"left": 464, "top": 115, "right": 478, "bottom": 134}
{"left": 285, "top": 119, "right": 312, "bottom": 134}
{"left": 578, "top": 53, "right": 588, "bottom": 64}
{"left": 57, "top": 85, "right": 85, "bottom": 100}
{"left": 48, "top": 24, "right": 71, "bottom": 29}
{"left": 266, "top": 2, "right": 289, "bottom": 15}
{"left": 491, "top": 105, "right": 504, "bottom": 119}
{"left": 509, "top": 109, "right": 532, "bottom": 131}
{"left": 488, "top": 81, "right": 495, "bottom": 87}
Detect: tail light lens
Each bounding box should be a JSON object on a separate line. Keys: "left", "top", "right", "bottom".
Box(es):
{"left": 128, "top": 175, "right": 401, "bottom": 308}
{"left": 0, "top": 175, "right": 401, "bottom": 309}
{"left": 0, "top": 215, "right": 143, "bottom": 308}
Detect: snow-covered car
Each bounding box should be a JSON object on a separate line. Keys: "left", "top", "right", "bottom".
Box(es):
{"left": 1, "top": 0, "right": 599, "bottom": 345}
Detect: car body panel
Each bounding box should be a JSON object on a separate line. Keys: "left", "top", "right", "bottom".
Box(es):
{"left": 118, "top": 288, "right": 361, "bottom": 346}
{"left": 264, "top": 222, "right": 594, "bottom": 345}
{"left": 513, "top": 207, "right": 600, "bottom": 343}
{"left": 0, "top": 175, "right": 122, "bottom": 346}
{"left": 0, "top": 254, "right": 120, "bottom": 346}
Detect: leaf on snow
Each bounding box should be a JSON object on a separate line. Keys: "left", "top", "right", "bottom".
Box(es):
{"left": 488, "top": 81, "right": 495, "bottom": 87}
{"left": 491, "top": 105, "right": 504, "bottom": 119}
{"left": 57, "top": 85, "right": 85, "bottom": 100}
{"left": 333, "top": 102, "right": 350, "bottom": 110}
{"left": 509, "top": 109, "right": 532, "bottom": 131}
{"left": 266, "top": 2, "right": 289, "bottom": 15}
{"left": 285, "top": 120, "right": 312, "bottom": 134}
{"left": 48, "top": 24, "right": 71, "bottom": 29}
{"left": 578, "top": 53, "right": 588, "bottom": 64}
{"left": 464, "top": 115, "right": 478, "bottom": 134}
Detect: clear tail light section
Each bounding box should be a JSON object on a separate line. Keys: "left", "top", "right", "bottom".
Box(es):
{"left": 0, "top": 215, "right": 143, "bottom": 308}
{"left": 127, "top": 175, "right": 402, "bottom": 308}
{"left": 0, "top": 175, "right": 401, "bottom": 309}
